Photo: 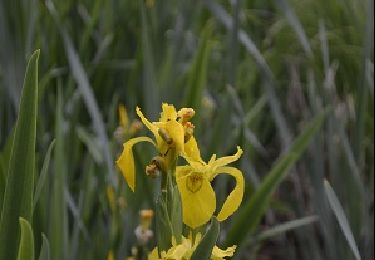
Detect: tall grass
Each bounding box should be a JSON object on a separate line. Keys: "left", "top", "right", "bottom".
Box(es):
{"left": 0, "top": 0, "right": 373, "bottom": 259}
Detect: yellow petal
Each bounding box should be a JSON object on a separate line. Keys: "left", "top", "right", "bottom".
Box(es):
{"left": 211, "top": 245, "right": 237, "bottom": 260}
{"left": 160, "top": 103, "right": 177, "bottom": 122}
{"left": 165, "top": 120, "right": 184, "bottom": 153}
{"left": 183, "top": 136, "right": 203, "bottom": 164}
{"left": 148, "top": 247, "right": 160, "bottom": 260}
{"left": 208, "top": 147, "right": 243, "bottom": 177}
{"left": 106, "top": 250, "right": 114, "bottom": 260}
{"left": 215, "top": 166, "right": 244, "bottom": 221}
{"left": 176, "top": 167, "right": 216, "bottom": 229}
{"left": 119, "top": 103, "right": 129, "bottom": 129}
{"left": 116, "top": 137, "right": 154, "bottom": 192}
{"left": 136, "top": 107, "right": 159, "bottom": 138}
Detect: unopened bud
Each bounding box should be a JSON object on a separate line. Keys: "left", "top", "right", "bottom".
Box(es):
{"left": 184, "top": 122, "right": 195, "bottom": 143}
{"left": 178, "top": 108, "right": 195, "bottom": 123}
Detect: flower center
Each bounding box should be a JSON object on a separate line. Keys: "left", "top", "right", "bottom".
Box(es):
{"left": 186, "top": 173, "right": 203, "bottom": 193}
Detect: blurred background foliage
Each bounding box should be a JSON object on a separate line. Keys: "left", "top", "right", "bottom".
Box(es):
{"left": 0, "top": 0, "right": 373, "bottom": 259}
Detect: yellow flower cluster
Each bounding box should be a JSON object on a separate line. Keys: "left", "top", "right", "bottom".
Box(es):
{"left": 116, "top": 103, "right": 244, "bottom": 259}
{"left": 117, "top": 103, "right": 244, "bottom": 227}
{"left": 148, "top": 233, "right": 236, "bottom": 260}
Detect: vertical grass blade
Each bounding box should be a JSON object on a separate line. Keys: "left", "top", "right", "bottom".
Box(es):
{"left": 185, "top": 22, "right": 213, "bottom": 117}
{"left": 0, "top": 128, "right": 15, "bottom": 209}
{"left": 155, "top": 196, "right": 173, "bottom": 252}
{"left": 0, "top": 50, "right": 39, "bottom": 260}
{"left": 46, "top": 0, "right": 116, "bottom": 187}
{"left": 191, "top": 217, "right": 220, "bottom": 260}
{"left": 33, "top": 139, "right": 55, "bottom": 211}
{"left": 274, "top": 0, "right": 313, "bottom": 57}
{"left": 49, "top": 88, "right": 68, "bottom": 260}
{"left": 226, "top": 110, "right": 326, "bottom": 248}
{"left": 38, "top": 233, "right": 50, "bottom": 260}
{"left": 324, "top": 180, "right": 362, "bottom": 260}
{"left": 17, "top": 217, "right": 35, "bottom": 260}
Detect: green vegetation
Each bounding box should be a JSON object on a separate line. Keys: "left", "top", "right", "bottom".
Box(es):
{"left": 0, "top": 0, "right": 373, "bottom": 259}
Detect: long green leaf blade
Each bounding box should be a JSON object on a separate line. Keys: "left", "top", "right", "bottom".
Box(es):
{"left": 17, "top": 217, "right": 35, "bottom": 260}
{"left": 33, "top": 139, "right": 55, "bottom": 211}
{"left": 0, "top": 50, "right": 39, "bottom": 260}
{"left": 49, "top": 88, "right": 68, "bottom": 260}
{"left": 38, "top": 233, "right": 50, "bottom": 260}
{"left": 324, "top": 180, "right": 362, "bottom": 260}
{"left": 191, "top": 217, "right": 220, "bottom": 260}
{"left": 226, "top": 110, "right": 326, "bottom": 248}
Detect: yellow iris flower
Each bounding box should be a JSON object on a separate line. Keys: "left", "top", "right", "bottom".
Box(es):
{"left": 148, "top": 233, "right": 236, "bottom": 260}
{"left": 116, "top": 103, "right": 197, "bottom": 191}
{"left": 176, "top": 145, "right": 244, "bottom": 229}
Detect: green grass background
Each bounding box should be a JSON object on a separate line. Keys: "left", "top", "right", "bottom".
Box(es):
{"left": 0, "top": 0, "right": 373, "bottom": 259}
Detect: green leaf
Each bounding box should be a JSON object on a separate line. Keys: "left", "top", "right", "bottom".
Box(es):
{"left": 185, "top": 22, "right": 213, "bottom": 119}
{"left": 0, "top": 50, "right": 40, "bottom": 260}
{"left": 17, "top": 217, "right": 35, "bottom": 260}
{"left": 49, "top": 87, "right": 68, "bottom": 260}
{"left": 324, "top": 180, "right": 362, "bottom": 260}
{"left": 0, "top": 128, "right": 15, "bottom": 209}
{"left": 226, "top": 110, "right": 326, "bottom": 248}
{"left": 155, "top": 195, "right": 173, "bottom": 252}
{"left": 256, "top": 215, "right": 319, "bottom": 241}
{"left": 38, "top": 233, "right": 50, "bottom": 260}
{"left": 167, "top": 177, "right": 182, "bottom": 244}
{"left": 33, "top": 139, "right": 55, "bottom": 211}
{"left": 191, "top": 217, "right": 220, "bottom": 260}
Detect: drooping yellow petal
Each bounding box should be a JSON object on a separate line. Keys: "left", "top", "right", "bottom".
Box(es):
{"left": 176, "top": 167, "right": 216, "bottom": 229}
{"left": 183, "top": 136, "right": 203, "bottom": 164}
{"left": 160, "top": 103, "right": 177, "bottom": 122}
{"left": 136, "top": 107, "right": 159, "bottom": 138}
{"left": 215, "top": 166, "right": 244, "bottom": 222}
{"left": 116, "top": 137, "right": 154, "bottom": 192}
{"left": 118, "top": 104, "right": 129, "bottom": 129}
{"left": 208, "top": 146, "right": 243, "bottom": 177}
{"left": 211, "top": 245, "right": 237, "bottom": 260}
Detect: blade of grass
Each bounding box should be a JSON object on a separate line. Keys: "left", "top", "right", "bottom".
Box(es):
{"left": 256, "top": 215, "right": 319, "bottom": 241}
{"left": 17, "top": 217, "right": 35, "bottom": 260}
{"left": 274, "top": 0, "right": 313, "bottom": 57}
{"left": 203, "top": 0, "right": 293, "bottom": 149}
{"left": 185, "top": 22, "right": 213, "bottom": 120}
{"left": 0, "top": 50, "right": 39, "bottom": 260}
{"left": 49, "top": 87, "right": 68, "bottom": 260}
{"left": 33, "top": 139, "right": 55, "bottom": 211}
{"left": 191, "top": 217, "right": 220, "bottom": 260}
{"left": 0, "top": 128, "right": 15, "bottom": 209}
{"left": 140, "top": 0, "right": 158, "bottom": 116}
{"left": 38, "top": 233, "right": 50, "bottom": 260}
{"left": 46, "top": 0, "right": 116, "bottom": 187}
{"left": 324, "top": 180, "right": 362, "bottom": 260}
{"left": 226, "top": 110, "right": 326, "bottom": 248}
